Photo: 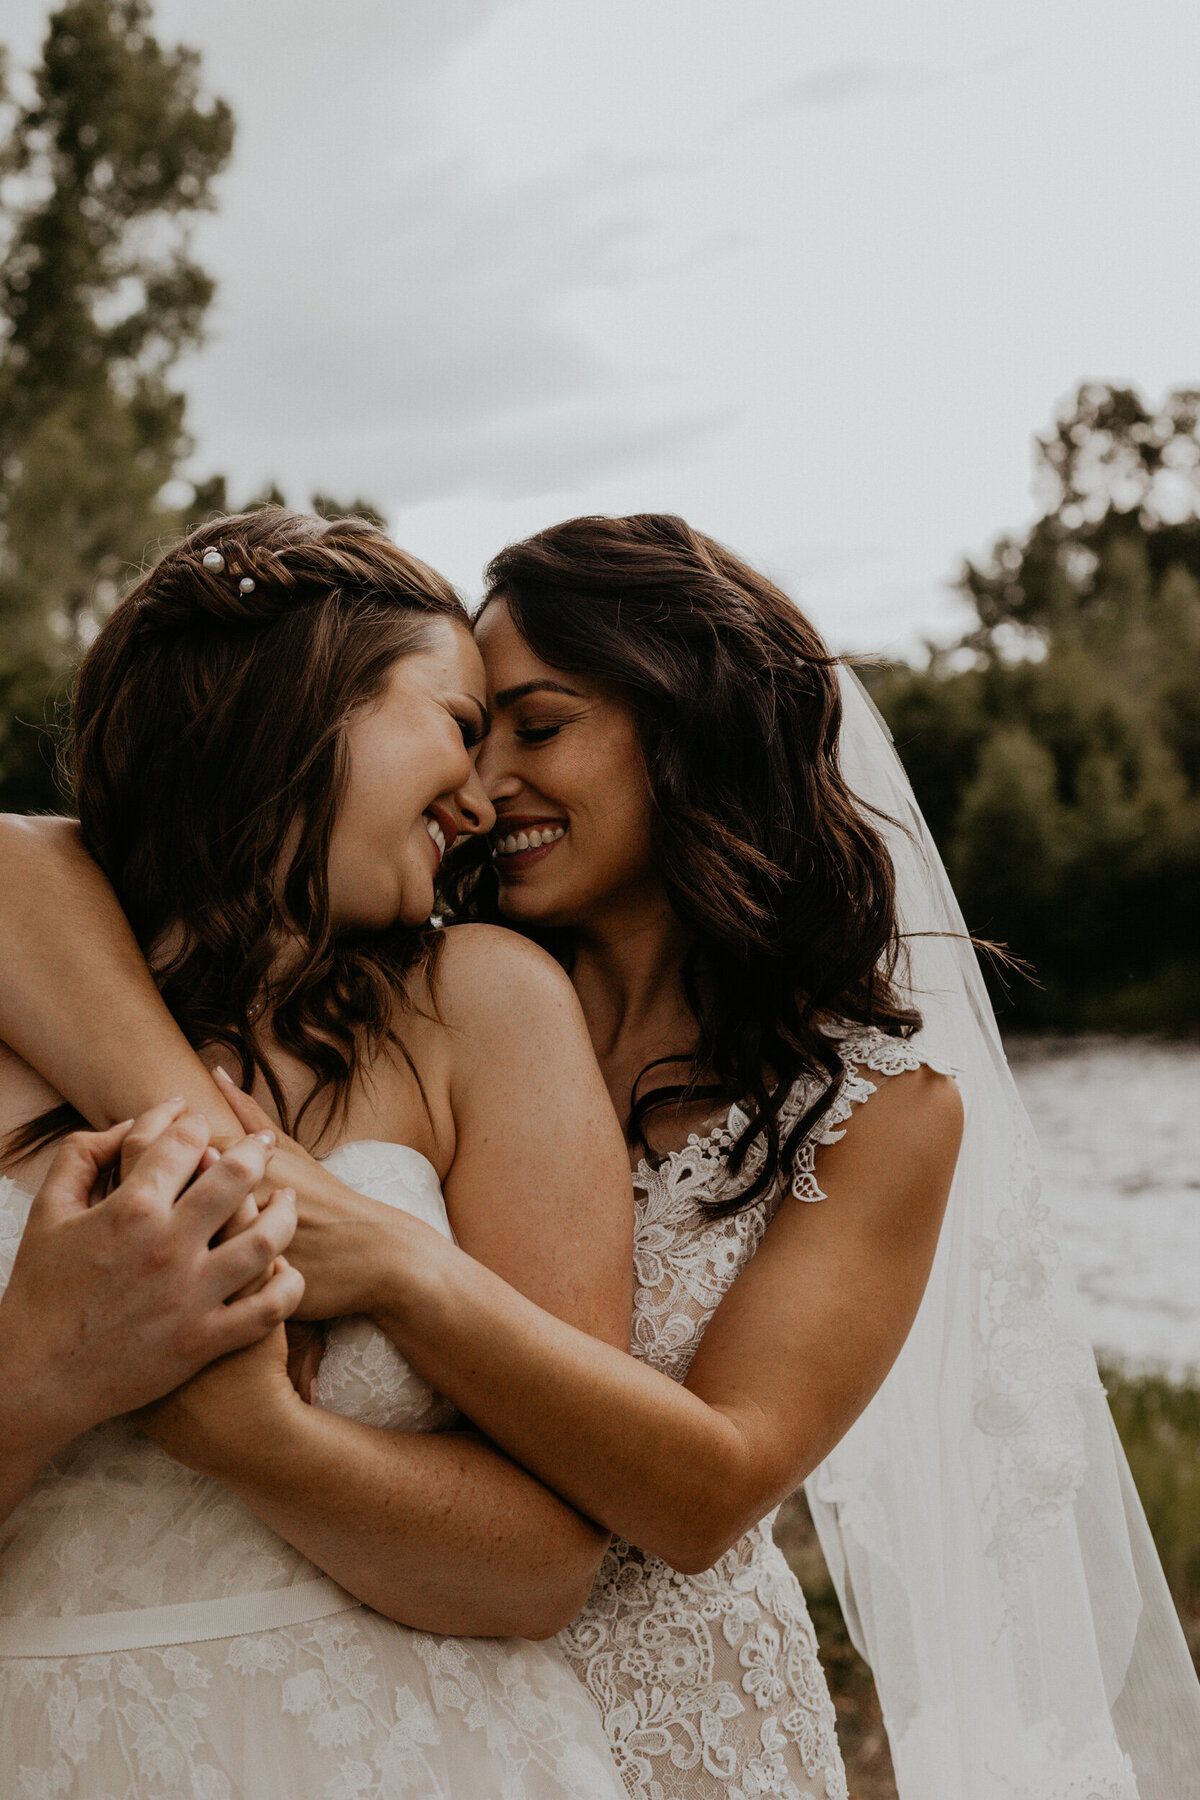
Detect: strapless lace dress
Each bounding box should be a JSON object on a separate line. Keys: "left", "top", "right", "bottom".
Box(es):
{"left": 0, "top": 1140, "right": 626, "bottom": 1800}
{"left": 559, "top": 1025, "right": 944, "bottom": 1800}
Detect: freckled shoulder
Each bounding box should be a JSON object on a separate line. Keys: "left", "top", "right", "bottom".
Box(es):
{"left": 426, "top": 923, "right": 581, "bottom": 1034}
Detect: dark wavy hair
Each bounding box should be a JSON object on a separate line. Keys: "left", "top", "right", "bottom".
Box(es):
{"left": 11, "top": 508, "right": 468, "bottom": 1158}
{"left": 441, "top": 512, "right": 920, "bottom": 1214}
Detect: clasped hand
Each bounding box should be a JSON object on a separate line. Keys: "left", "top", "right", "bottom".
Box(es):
{"left": 138, "top": 1070, "right": 418, "bottom": 1468}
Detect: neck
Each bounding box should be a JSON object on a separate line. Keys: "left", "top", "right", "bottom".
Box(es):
{"left": 569, "top": 887, "right": 695, "bottom": 1062}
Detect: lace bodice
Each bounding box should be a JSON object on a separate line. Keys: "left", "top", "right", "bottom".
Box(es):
{"left": 561, "top": 1025, "right": 945, "bottom": 1800}
{"left": 0, "top": 1140, "right": 627, "bottom": 1800}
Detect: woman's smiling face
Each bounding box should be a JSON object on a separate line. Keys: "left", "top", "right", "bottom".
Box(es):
{"left": 473, "top": 597, "right": 658, "bottom": 931}
{"left": 328, "top": 618, "right": 494, "bottom": 930}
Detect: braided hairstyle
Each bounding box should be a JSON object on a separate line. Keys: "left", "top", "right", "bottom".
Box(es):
{"left": 20, "top": 508, "right": 469, "bottom": 1155}
{"left": 441, "top": 512, "right": 920, "bottom": 1215}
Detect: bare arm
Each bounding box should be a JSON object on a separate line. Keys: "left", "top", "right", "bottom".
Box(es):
{"left": 143, "top": 1338, "right": 610, "bottom": 1639}
{"left": 0, "top": 1110, "right": 301, "bottom": 1524}
{"left": 0, "top": 822, "right": 633, "bottom": 1632}
{"left": 367, "top": 1063, "right": 963, "bottom": 1573}
{"left": 139, "top": 933, "right": 634, "bottom": 1636}
{"left": 0, "top": 816, "right": 247, "bottom": 1139}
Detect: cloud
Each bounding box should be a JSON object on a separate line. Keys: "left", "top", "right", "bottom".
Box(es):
{"left": 185, "top": 126, "right": 725, "bottom": 505}
{"left": 728, "top": 47, "right": 1031, "bottom": 130}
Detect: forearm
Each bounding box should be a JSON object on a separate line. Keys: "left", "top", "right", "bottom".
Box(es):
{"left": 191, "top": 1399, "right": 611, "bottom": 1638}
{"left": 0, "top": 816, "right": 243, "bottom": 1142}
{"left": 0, "top": 1313, "right": 80, "bottom": 1525}
{"left": 0, "top": 1407, "right": 70, "bottom": 1525}
{"left": 377, "top": 1247, "right": 767, "bottom": 1573}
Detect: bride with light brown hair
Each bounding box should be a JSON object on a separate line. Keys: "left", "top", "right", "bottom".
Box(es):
{"left": 0, "top": 507, "right": 633, "bottom": 1800}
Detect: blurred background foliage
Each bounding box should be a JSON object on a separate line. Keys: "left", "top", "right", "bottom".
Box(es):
{"left": 866, "top": 384, "right": 1200, "bottom": 1030}
{"left": 0, "top": 1, "right": 381, "bottom": 808}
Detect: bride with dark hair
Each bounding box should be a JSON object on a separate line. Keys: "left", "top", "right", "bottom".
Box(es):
{"left": 2, "top": 512, "right": 1197, "bottom": 1799}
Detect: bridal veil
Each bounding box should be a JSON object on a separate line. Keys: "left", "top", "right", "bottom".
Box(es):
{"left": 802, "top": 669, "right": 1200, "bottom": 1798}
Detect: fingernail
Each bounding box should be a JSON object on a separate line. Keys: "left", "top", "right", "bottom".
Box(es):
{"left": 115, "top": 1118, "right": 134, "bottom": 1129}
{"left": 253, "top": 1129, "right": 276, "bottom": 1147}
{"left": 214, "top": 1065, "right": 232, "bottom": 1082}
{"left": 166, "top": 1095, "right": 186, "bottom": 1106}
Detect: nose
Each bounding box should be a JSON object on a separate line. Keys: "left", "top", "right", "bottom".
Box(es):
{"left": 474, "top": 735, "right": 521, "bottom": 805}
{"left": 455, "top": 761, "right": 496, "bottom": 839}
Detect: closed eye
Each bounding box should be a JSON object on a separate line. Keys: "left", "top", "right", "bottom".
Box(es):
{"left": 515, "top": 710, "right": 584, "bottom": 743}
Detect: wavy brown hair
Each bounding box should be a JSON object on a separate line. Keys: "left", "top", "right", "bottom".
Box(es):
{"left": 441, "top": 512, "right": 920, "bottom": 1214}
{"left": 12, "top": 508, "right": 468, "bottom": 1158}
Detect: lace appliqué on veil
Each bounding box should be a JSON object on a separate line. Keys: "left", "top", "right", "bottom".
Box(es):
{"left": 562, "top": 1026, "right": 942, "bottom": 1800}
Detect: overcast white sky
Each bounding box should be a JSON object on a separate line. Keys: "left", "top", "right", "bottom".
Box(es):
{"left": 9, "top": 0, "right": 1200, "bottom": 652}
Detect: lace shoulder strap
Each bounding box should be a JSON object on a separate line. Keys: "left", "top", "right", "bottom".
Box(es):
{"left": 783, "top": 1024, "right": 957, "bottom": 1203}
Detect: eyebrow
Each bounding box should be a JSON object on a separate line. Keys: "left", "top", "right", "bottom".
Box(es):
{"left": 491, "top": 679, "right": 585, "bottom": 709}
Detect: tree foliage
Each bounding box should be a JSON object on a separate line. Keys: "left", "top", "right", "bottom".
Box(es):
{"left": 0, "top": 5, "right": 386, "bottom": 812}
{"left": 870, "top": 383, "right": 1200, "bottom": 1028}
{"left": 0, "top": 0, "right": 232, "bottom": 805}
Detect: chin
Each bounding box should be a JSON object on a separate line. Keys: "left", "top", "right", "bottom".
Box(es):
{"left": 496, "top": 884, "right": 576, "bottom": 930}
{"left": 495, "top": 883, "right": 548, "bottom": 922}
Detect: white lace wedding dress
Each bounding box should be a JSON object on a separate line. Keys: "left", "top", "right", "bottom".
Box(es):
{"left": 559, "top": 1024, "right": 942, "bottom": 1800}
{"left": 0, "top": 1140, "right": 627, "bottom": 1800}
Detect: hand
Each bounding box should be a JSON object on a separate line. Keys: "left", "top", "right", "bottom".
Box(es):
{"left": 120, "top": 1095, "right": 259, "bottom": 1243}
{"left": 211, "top": 1066, "right": 410, "bottom": 1320}
{"left": 137, "top": 1320, "right": 299, "bottom": 1476}
{"left": 0, "top": 1104, "right": 304, "bottom": 1448}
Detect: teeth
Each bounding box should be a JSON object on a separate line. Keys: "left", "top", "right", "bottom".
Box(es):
{"left": 494, "top": 825, "right": 566, "bottom": 857}
{"left": 423, "top": 815, "right": 446, "bottom": 856}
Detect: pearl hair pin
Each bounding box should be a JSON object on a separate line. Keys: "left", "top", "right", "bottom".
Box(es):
{"left": 201, "top": 548, "right": 224, "bottom": 572}
{"left": 239, "top": 577, "right": 256, "bottom": 594}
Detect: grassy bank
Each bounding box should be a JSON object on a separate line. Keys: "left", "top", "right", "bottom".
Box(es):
{"left": 774, "top": 1365, "right": 1200, "bottom": 1798}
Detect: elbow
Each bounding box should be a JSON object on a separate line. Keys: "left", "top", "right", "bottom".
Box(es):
{"left": 519, "top": 1561, "right": 606, "bottom": 1641}
{"left": 509, "top": 1528, "right": 611, "bottom": 1640}
{"left": 370, "top": 1525, "right": 611, "bottom": 1642}
{"left": 644, "top": 1458, "right": 793, "bottom": 1577}
{"left": 657, "top": 1523, "right": 744, "bottom": 1578}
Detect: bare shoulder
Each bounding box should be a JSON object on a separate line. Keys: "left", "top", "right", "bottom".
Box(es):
{"left": 430, "top": 923, "right": 580, "bottom": 1029}
{"left": 845, "top": 1058, "right": 963, "bottom": 1154}
{"left": 811, "top": 1058, "right": 963, "bottom": 1229}
{"left": 0, "top": 813, "right": 83, "bottom": 853}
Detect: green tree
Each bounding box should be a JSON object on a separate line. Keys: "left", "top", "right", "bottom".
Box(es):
{"left": 871, "top": 383, "right": 1200, "bottom": 1029}
{"left": 0, "top": 0, "right": 232, "bottom": 806}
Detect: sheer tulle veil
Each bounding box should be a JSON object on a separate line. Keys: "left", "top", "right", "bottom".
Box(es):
{"left": 802, "top": 669, "right": 1200, "bottom": 1798}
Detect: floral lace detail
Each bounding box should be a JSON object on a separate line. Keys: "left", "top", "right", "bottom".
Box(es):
{"left": 563, "top": 1025, "right": 941, "bottom": 1800}
{"left": 0, "top": 1612, "right": 627, "bottom": 1800}
{"left": 0, "top": 1155, "right": 626, "bottom": 1800}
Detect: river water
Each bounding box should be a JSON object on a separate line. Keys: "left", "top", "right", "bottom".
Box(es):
{"left": 1006, "top": 1035, "right": 1200, "bottom": 1379}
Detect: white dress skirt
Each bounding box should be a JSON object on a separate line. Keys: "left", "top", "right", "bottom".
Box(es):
{"left": 0, "top": 1141, "right": 626, "bottom": 1800}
